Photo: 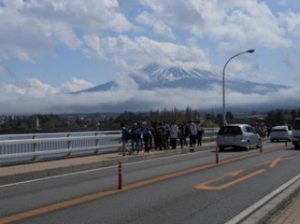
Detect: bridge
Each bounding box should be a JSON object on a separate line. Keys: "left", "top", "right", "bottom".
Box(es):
{"left": 0, "top": 139, "right": 299, "bottom": 224}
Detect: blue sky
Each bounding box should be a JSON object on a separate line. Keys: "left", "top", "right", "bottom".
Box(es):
{"left": 0, "top": 0, "right": 300, "bottom": 113}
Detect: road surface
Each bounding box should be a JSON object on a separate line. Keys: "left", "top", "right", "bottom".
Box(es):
{"left": 0, "top": 142, "right": 299, "bottom": 224}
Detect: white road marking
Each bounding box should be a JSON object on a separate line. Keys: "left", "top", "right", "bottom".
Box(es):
{"left": 225, "top": 174, "right": 300, "bottom": 224}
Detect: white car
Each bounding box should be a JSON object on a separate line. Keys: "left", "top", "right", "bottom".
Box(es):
{"left": 217, "top": 124, "right": 261, "bottom": 151}
{"left": 270, "top": 125, "right": 292, "bottom": 142}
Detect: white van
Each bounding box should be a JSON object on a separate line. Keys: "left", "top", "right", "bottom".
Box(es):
{"left": 217, "top": 124, "right": 261, "bottom": 151}
{"left": 269, "top": 125, "right": 292, "bottom": 142}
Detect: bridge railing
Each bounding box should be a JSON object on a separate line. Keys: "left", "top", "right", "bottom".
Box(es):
{"left": 0, "top": 128, "right": 219, "bottom": 165}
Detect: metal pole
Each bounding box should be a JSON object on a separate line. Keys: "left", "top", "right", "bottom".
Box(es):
{"left": 222, "top": 65, "right": 226, "bottom": 126}
{"left": 216, "top": 146, "right": 219, "bottom": 164}
{"left": 260, "top": 140, "right": 263, "bottom": 153}
{"left": 118, "top": 161, "right": 122, "bottom": 190}
{"left": 222, "top": 49, "right": 255, "bottom": 126}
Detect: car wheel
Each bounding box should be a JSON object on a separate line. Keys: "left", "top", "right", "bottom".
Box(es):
{"left": 245, "top": 142, "right": 250, "bottom": 151}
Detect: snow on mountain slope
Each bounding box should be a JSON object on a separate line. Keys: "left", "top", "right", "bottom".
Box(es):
{"left": 74, "top": 63, "right": 287, "bottom": 94}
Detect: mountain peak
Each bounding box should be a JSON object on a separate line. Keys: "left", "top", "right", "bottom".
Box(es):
{"left": 74, "top": 63, "right": 288, "bottom": 95}
{"left": 140, "top": 63, "right": 214, "bottom": 83}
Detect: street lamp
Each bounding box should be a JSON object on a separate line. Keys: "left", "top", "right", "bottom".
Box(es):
{"left": 222, "top": 49, "right": 255, "bottom": 126}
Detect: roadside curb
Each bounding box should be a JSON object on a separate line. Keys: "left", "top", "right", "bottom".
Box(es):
{"left": 0, "top": 145, "right": 214, "bottom": 185}
{"left": 225, "top": 174, "right": 300, "bottom": 224}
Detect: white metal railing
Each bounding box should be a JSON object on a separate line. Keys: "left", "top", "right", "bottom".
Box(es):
{"left": 0, "top": 128, "right": 219, "bottom": 164}
{"left": 0, "top": 130, "right": 120, "bottom": 140}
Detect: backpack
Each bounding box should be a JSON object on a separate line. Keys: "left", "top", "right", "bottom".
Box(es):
{"left": 124, "top": 129, "right": 131, "bottom": 140}
{"left": 142, "top": 127, "right": 150, "bottom": 137}
{"left": 189, "top": 123, "right": 198, "bottom": 136}
{"left": 132, "top": 127, "right": 141, "bottom": 139}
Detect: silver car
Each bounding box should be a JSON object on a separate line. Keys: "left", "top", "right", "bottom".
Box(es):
{"left": 217, "top": 124, "right": 261, "bottom": 151}
{"left": 270, "top": 125, "right": 292, "bottom": 142}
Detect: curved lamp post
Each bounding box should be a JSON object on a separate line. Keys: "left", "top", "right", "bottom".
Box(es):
{"left": 222, "top": 49, "right": 255, "bottom": 126}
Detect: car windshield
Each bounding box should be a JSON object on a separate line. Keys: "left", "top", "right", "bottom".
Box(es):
{"left": 218, "top": 126, "right": 242, "bottom": 135}
{"left": 271, "top": 127, "right": 288, "bottom": 132}
{"left": 271, "top": 129, "right": 287, "bottom": 132}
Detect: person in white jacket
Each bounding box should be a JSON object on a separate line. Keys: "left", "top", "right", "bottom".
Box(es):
{"left": 170, "top": 121, "right": 179, "bottom": 149}
{"left": 188, "top": 120, "right": 197, "bottom": 151}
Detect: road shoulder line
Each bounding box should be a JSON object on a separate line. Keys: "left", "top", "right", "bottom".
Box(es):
{"left": 225, "top": 174, "right": 300, "bottom": 224}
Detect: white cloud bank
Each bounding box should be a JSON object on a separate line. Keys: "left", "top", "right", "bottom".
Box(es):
{"left": 0, "top": 77, "right": 298, "bottom": 114}
{"left": 62, "top": 77, "right": 94, "bottom": 93}
{"left": 3, "top": 78, "right": 59, "bottom": 97}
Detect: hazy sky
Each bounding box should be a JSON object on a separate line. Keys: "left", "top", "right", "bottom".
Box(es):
{"left": 0, "top": 0, "right": 300, "bottom": 113}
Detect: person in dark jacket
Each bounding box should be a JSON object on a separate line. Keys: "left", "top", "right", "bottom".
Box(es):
{"left": 141, "top": 121, "right": 151, "bottom": 153}
{"left": 131, "top": 122, "right": 141, "bottom": 153}
{"left": 156, "top": 122, "right": 165, "bottom": 150}
{"left": 196, "top": 121, "right": 204, "bottom": 146}
{"left": 179, "top": 121, "right": 188, "bottom": 149}
{"left": 121, "top": 123, "right": 130, "bottom": 156}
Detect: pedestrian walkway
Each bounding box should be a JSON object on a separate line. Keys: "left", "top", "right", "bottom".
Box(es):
{"left": 266, "top": 191, "right": 300, "bottom": 224}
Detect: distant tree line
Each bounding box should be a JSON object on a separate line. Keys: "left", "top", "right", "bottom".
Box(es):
{"left": 0, "top": 114, "right": 102, "bottom": 134}
{"left": 1, "top": 108, "right": 300, "bottom": 134}
{"left": 264, "top": 109, "right": 300, "bottom": 128}
{"left": 113, "top": 107, "right": 221, "bottom": 129}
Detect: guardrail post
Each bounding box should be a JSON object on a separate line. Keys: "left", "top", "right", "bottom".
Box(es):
{"left": 94, "top": 132, "right": 99, "bottom": 154}
{"left": 31, "top": 135, "right": 37, "bottom": 161}
{"left": 66, "top": 134, "right": 72, "bottom": 157}
{"left": 118, "top": 161, "right": 122, "bottom": 190}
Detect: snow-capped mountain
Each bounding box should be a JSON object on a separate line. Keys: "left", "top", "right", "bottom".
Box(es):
{"left": 74, "top": 63, "right": 287, "bottom": 94}
{"left": 140, "top": 63, "right": 217, "bottom": 82}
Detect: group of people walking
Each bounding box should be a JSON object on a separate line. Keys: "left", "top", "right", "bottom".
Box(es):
{"left": 121, "top": 120, "right": 204, "bottom": 155}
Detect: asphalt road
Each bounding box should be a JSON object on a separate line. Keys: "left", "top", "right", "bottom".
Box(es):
{"left": 1, "top": 142, "right": 299, "bottom": 224}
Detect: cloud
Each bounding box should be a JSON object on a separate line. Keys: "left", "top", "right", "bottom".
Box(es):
{"left": 0, "top": 0, "right": 134, "bottom": 60}
{"left": 2, "top": 78, "right": 59, "bottom": 97}
{"left": 279, "top": 11, "right": 300, "bottom": 37}
{"left": 1, "top": 0, "right": 296, "bottom": 76}
{"left": 1, "top": 0, "right": 300, "bottom": 114}
{"left": 21, "top": 0, "right": 133, "bottom": 33}
{"left": 0, "top": 4, "right": 52, "bottom": 61}
{"left": 85, "top": 35, "right": 211, "bottom": 69}
{"left": 136, "top": 11, "right": 175, "bottom": 39}
{"left": 0, "top": 64, "right": 11, "bottom": 76}
{"left": 283, "top": 50, "right": 300, "bottom": 79}
{"left": 0, "top": 77, "right": 298, "bottom": 114}
{"left": 0, "top": 0, "right": 298, "bottom": 66}
{"left": 62, "top": 77, "right": 94, "bottom": 93}
{"left": 137, "top": 0, "right": 292, "bottom": 50}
